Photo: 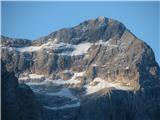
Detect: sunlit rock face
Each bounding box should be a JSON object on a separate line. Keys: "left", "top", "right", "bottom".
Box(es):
{"left": 1, "top": 16, "right": 160, "bottom": 120}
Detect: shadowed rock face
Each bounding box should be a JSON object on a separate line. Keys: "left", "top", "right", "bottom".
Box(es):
{"left": 78, "top": 88, "right": 160, "bottom": 120}
{"left": 1, "top": 16, "right": 160, "bottom": 120}
{"left": 1, "top": 64, "right": 44, "bottom": 120}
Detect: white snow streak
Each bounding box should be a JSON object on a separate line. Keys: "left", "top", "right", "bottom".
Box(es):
{"left": 29, "top": 74, "right": 44, "bottom": 79}
{"left": 19, "top": 74, "right": 44, "bottom": 81}
{"left": 16, "top": 46, "right": 41, "bottom": 52}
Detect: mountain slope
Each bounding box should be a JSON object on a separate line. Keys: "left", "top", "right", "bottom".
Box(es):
{"left": 1, "top": 16, "right": 160, "bottom": 120}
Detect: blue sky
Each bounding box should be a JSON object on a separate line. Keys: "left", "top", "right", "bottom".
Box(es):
{"left": 1, "top": 1, "right": 160, "bottom": 64}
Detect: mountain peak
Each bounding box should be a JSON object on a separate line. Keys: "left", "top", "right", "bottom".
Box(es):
{"left": 2, "top": 16, "right": 160, "bottom": 120}
{"left": 97, "top": 16, "right": 106, "bottom": 22}
{"left": 40, "top": 16, "right": 127, "bottom": 44}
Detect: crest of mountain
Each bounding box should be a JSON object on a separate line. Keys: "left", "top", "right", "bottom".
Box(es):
{"left": 1, "top": 16, "right": 160, "bottom": 120}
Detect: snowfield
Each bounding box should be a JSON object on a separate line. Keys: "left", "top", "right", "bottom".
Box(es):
{"left": 12, "top": 39, "right": 118, "bottom": 56}
{"left": 28, "top": 82, "right": 80, "bottom": 110}
{"left": 31, "top": 86, "right": 81, "bottom": 110}
{"left": 15, "top": 38, "right": 92, "bottom": 56}
{"left": 22, "top": 71, "right": 84, "bottom": 110}
{"left": 71, "top": 42, "right": 92, "bottom": 56}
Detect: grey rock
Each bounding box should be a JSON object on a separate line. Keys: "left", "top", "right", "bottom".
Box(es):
{"left": 1, "top": 16, "right": 160, "bottom": 120}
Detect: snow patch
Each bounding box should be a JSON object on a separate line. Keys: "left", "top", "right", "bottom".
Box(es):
{"left": 16, "top": 46, "right": 41, "bottom": 52}
{"left": 71, "top": 43, "right": 92, "bottom": 56}
{"left": 29, "top": 74, "right": 44, "bottom": 79}
{"left": 92, "top": 64, "right": 99, "bottom": 67}
{"left": 25, "top": 71, "right": 85, "bottom": 86}
{"left": 28, "top": 83, "right": 80, "bottom": 110}
{"left": 15, "top": 38, "right": 64, "bottom": 52}
{"left": 85, "top": 77, "right": 133, "bottom": 95}
{"left": 96, "top": 39, "right": 118, "bottom": 48}
{"left": 125, "top": 66, "right": 129, "bottom": 70}
{"left": 58, "top": 42, "right": 92, "bottom": 56}
{"left": 52, "top": 71, "right": 85, "bottom": 85}
{"left": 26, "top": 79, "right": 52, "bottom": 85}
{"left": 34, "top": 87, "right": 78, "bottom": 100}
{"left": 19, "top": 74, "right": 45, "bottom": 82}
{"left": 13, "top": 39, "right": 117, "bottom": 57}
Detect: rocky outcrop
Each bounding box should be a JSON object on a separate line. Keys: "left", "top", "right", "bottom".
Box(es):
{"left": 1, "top": 35, "right": 32, "bottom": 47}
{"left": 1, "top": 64, "right": 44, "bottom": 120}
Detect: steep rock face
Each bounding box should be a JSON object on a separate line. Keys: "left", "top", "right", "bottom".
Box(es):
{"left": 1, "top": 17, "right": 159, "bottom": 82}
{"left": 1, "top": 64, "right": 44, "bottom": 120}
{"left": 1, "top": 16, "right": 160, "bottom": 120}
{"left": 1, "top": 17, "right": 126, "bottom": 75}
{"left": 78, "top": 88, "right": 160, "bottom": 120}
{"left": 1, "top": 64, "right": 20, "bottom": 120}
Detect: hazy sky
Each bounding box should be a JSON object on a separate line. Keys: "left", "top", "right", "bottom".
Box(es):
{"left": 1, "top": 1, "right": 160, "bottom": 64}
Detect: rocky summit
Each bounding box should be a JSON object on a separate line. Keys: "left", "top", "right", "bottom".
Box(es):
{"left": 1, "top": 16, "right": 160, "bottom": 120}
